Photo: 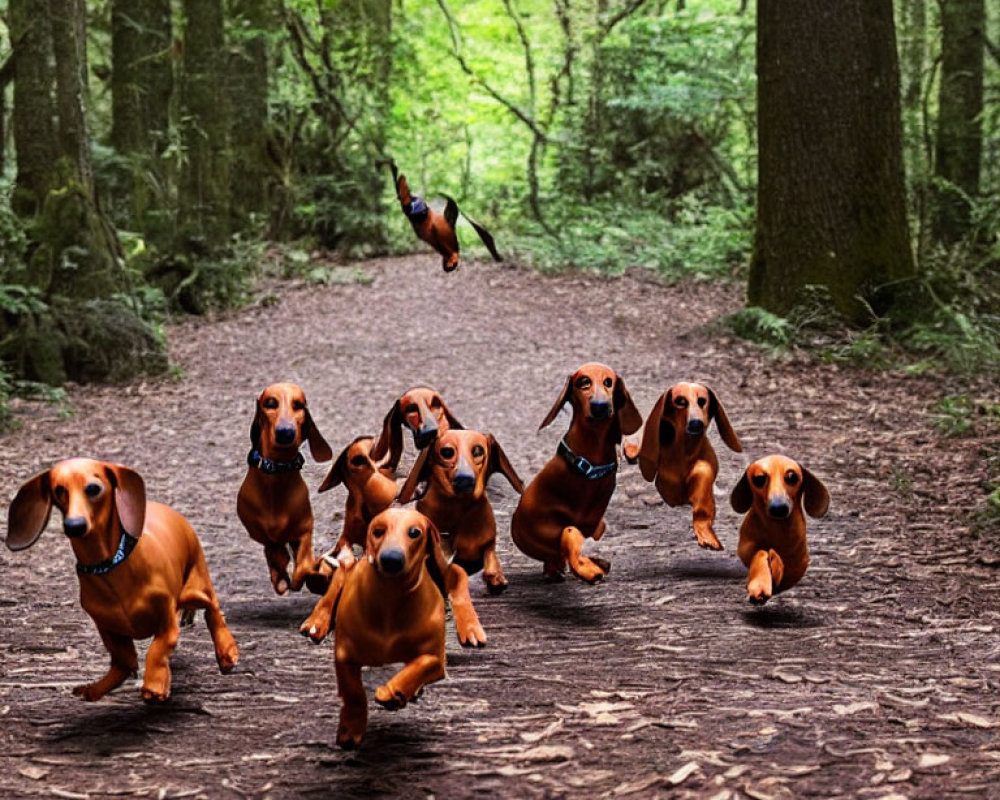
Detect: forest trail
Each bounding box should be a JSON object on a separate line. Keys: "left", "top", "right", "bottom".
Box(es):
{"left": 1, "top": 256, "right": 997, "bottom": 799}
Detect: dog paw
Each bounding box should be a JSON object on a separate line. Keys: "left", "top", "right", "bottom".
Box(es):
{"left": 72, "top": 683, "right": 104, "bottom": 702}
{"left": 590, "top": 556, "right": 612, "bottom": 574}
{"left": 216, "top": 646, "right": 239, "bottom": 674}
{"left": 336, "top": 723, "right": 365, "bottom": 749}
{"left": 748, "top": 592, "right": 770, "bottom": 606}
{"left": 374, "top": 686, "right": 408, "bottom": 710}
{"left": 141, "top": 686, "right": 170, "bottom": 703}
{"left": 273, "top": 578, "right": 289, "bottom": 595}
{"left": 485, "top": 575, "right": 508, "bottom": 595}
{"left": 694, "top": 530, "right": 724, "bottom": 551}
{"left": 458, "top": 624, "right": 487, "bottom": 648}
{"left": 299, "top": 615, "right": 332, "bottom": 644}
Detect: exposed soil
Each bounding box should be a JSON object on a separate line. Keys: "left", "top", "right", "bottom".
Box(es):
{"left": 1, "top": 255, "right": 998, "bottom": 800}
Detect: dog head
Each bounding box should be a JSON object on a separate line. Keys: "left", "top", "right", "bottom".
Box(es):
{"left": 250, "top": 382, "right": 332, "bottom": 463}
{"left": 397, "top": 429, "right": 524, "bottom": 504}
{"left": 365, "top": 507, "right": 449, "bottom": 595}
{"left": 318, "top": 436, "right": 397, "bottom": 510}
{"left": 638, "top": 382, "right": 742, "bottom": 480}
{"left": 7, "top": 458, "right": 146, "bottom": 552}
{"left": 370, "top": 386, "right": 463, "bottom": 466}
{"left": 730, "top": 455, "right": 830, "bottom": 522}
{"left": 539, "top": 362, "right": 642, "bottom": 440}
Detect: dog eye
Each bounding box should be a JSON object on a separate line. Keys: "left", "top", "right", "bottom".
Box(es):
{"left": 408, "top": 526, "right": 422, "bottom": 539}
{"left": 350, "top": 455, "right": 367, "bottom": 467}
{"left": 575, "top": 377, "right": 591, "bottom": 390}
{"left": 697, "top": 397, "right": 707, "bottom": 407}
{"left": 404, "top": 403, "right": 418, "bottom": 415}
{"left": 440, "top": 446, "right": 456, "bottom": 459}
{"left": 84, "top": 482, "right": 103, "bottom": 498}
{"left": 54, "top": 485, "right": 68, "bottom": 502}
{"left": 603, "top": 377, "right": 613, "bottom": 388}
{"left": 372, "top": 527, "right": 386, "bottom": 538}
{"left": 751, "top": 473, "right": 767, "bottom": 488}
{"left": 430, "top": 397, "right": 441, "bottom": 408}
{"left": 675, "top": 397, "right": 689, "bottom": 408}
{"left": 785, "top": 470, "right": 800, "bottom": 485}
{"left": 292, "top": 400, "right": 305, "bottom": 411}
{"left": 471, "top": 445, "right": 485, "bottom": 458}
{"left": 262, "top": 398, "right": 278, "bottom": 410}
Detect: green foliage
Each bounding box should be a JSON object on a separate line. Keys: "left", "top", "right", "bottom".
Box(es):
{"left": 724, "top": 306, "right": 793, "bottom": 348}
{"left": 931, "top": 395, "right": 1000, "bottom": 438}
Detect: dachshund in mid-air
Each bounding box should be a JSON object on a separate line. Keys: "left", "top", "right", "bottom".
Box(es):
{"left": 635, "top": 382, "right": 742, "bottom": 551}
{"left": 511, "top": 363, "right": 642, "bottom": 583}
{"left": 370, "top": 385, "right": 463, "bottom": 473}
{"left": 730, "top": 455, "right": 830, "bottom": 604}
{"left": 380, "top": 158, "right": 502, "bottom": 272}
{"left": 6, "top": 458, "right": 239, "bottom": 702}
{"left": 398, "top": 429, "right": 524, "bottom": 593}
{"left": 237, "top": 382, "right": 332, "bottom": 594}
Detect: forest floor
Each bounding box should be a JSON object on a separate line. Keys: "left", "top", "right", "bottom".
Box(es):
{"left": 1, "top": 255, "right": 999, "bottom": 800}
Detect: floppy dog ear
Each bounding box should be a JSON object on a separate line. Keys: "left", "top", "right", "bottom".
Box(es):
{"left": 539, "top": 374, "right": 573, "bottom": 430}
{"left": 708, "top": 387, "right": 742, "bottom": 453}
{"left": 638, "top": 392, "right": 668, "bottom": 482}
{"left": 801, "top": 466, "right": 830, "bottom": 518}
{"left": 397, "top": 447, "right": 433, "bottom": 504}
{"left": 104, "top": 464, "right": 147, "bottom": 538}
{"left": 440, "top": 397, "right": 464, "bottom": 431}
{"left": 370, "top": 400, "right": 403, "bottom": 469}
{"left": 7, "top": 470, "right": 53, "bottom": 551}
{"left": 304, "top": 409, "right": 333, "bottom": 462}
{"left": 318, "top": 443, "right": 351, "bottom": 493}
{"left": 613, "top": 375, "right": 643, "bottom": 437}
{"left": 250, "top": 397, "right": 264, "bottom": 449}
{"left": 423, "top": 518, "right": 450, "bottom": 598}
{"left": 486, "top": 434, "right": 524, "bottom": 494}
{"left": 730, "top": 468, "right": 753, "bottom": 514}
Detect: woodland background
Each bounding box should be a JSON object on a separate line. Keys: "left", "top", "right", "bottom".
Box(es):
{"left": 0, "top": 0, "right": 997, "bottom": 526}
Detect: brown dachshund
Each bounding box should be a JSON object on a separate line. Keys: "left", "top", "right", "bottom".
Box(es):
{"left": 511, "top": 363, "right": 642, "bottom": 583}
{"left": 636, "top": 382, "right": 743, "bottom": 551}
{"left": 6, "top": 458, "right": 239, "bottom": 702}
{"left": 237, "top": 382, "right": 333, "bottom": 594}
{"left": 369, "top": 385, "right": 463, "bottom": 473}
{"left": 381, "top": 158, "right": 502, "bottom": 272}
{"left": 398, "top": 429, "right": 524, "bottom": 594}
{"left": 730, "top": 455, "right": 830, "bottom": 604}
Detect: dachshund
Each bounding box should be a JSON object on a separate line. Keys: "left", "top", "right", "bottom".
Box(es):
{"left": 730, "top": 455, "right": 830, "bottom": 604}
{"left": 6, "top": 458, "right": 239, "bottom": 702}
{"left": 511, "top": 363, "right": 642, "bottom": 583}
{"left": 369, "top": 385, "right": 463, "bottom": 473}
{"left": 636, "top": 382, "right": 743, "bottom": 551}
{"left": 237, "top": 382, "right": 333, "bottom": 595}
{"left": 380, "top": 158, "right": 502, "bottom": 272}
{"left": 398, "top": 429, "right": 524, "bottom": 594}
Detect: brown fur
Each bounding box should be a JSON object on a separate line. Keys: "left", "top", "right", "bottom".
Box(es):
{"left": 369, "top": 386, "right": 463, "bottom": 473}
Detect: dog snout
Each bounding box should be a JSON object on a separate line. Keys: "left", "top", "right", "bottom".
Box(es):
{"left": 63, "top": 516, "right": 88, "bottom": 538}
{"left": 414, "top": 419, "right": 439, "bottom": 449}
{"left": 686, "top": 418, "right": 706, "bottom": 435}
{"left": 767, "top": 498, "right": 792, "bottom": 519}
{"left": 274, "top": 424, "right": 297, "bottom": 445}
{"left": 378, "top": 548, "right": 407, "bottom": 575}
{"left": 589, "top": 398, "right": 612, "bottom": 419}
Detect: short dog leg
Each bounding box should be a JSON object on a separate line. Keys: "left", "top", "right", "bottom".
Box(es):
{"left": 446, "top": 564, "right": 487, "bottom": 647}
{"left": 746, "top": 549, "right": 774, "bottom": 605}
{"left": 264, "top": 544, "right": 292, "bottom": 594}
{"left": 73, "top": 630, "right": 138, "bottom": 701}
{"left": 300, "top": 561, "right": 351, "bottom": 644}
{"left": 482, "top": 544, "right": 508, "bottom": 594}
{"left": 335, "top": 658, "right": 368, "bottom": 749}
{"left": 591, "top": 519, "right": 607, "bottom": 542}
{"left": 689, "top": 465, "right": 723, "bottom": 550}
{"left": 374, "top": 653, "right": 445, "bottom": 710}
{"left": 767, "top": 548, "right": 786, "bottom": 593}
{"left": 289, "top": 532, "right": 318, "bottom": 592}
{"left": 560, "top": 526, "right": 607, "bottom": 584}
{"left": 180, "top": 558, "right": 239, "bottom": 673}
{"left": 543, "top": 558, "right": 566, "bottom": 581}
{"left": 141, "top": 617, "right": 181, "bottom": 702}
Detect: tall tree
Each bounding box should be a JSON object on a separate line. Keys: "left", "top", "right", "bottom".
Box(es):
{"left": 933, "top": 0, "right": 984, "bottom": 243}
{"left": 749, "top": 0, "right": 915, "bottom": 323}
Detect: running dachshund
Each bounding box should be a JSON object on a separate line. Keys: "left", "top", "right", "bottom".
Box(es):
{"left": 369, "top": 385, "right": 463, "bottom": 473}
{"left": 636, "top": 382, "right": 742, "bottom": 550}
{"left": 511, "top": 363, "right": 642, "bottom": 583}
{"left": 398, "top": 429, "right": 524, "bottom": 593}
{"left": 381, "top": 158, "right": 502, "bottom": 272}
{"left": 237, "top": 382, "right": 332, "bottom": 594}
{"left": 731, "top": 454, "right": 830, "bottom": 604}
{"left": 6, "top": 458, "right": 239, "bottom": 702}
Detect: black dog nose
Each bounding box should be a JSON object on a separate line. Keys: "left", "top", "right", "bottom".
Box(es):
{"left": 589, "top": 399, "right": 612, "bottom": 419}
{"left": 452, "top": 474, "right": 476, "bottom": 494}
{"left": 275, "top": 425, "right": 297, "bottom": 445}
{"left": 686, "top": 419, "right": 705, "bottom": 435}
{"left": 63, "top": 517, "right": 88, "bottom": 538}
{"left": 378, "top": 548, "right": 406, "bottom": 575}
{"left": 768, "top": 500, "right": 792, "bottom": 519}
{"left": 413, "top": 424, "right": 438, "bottom": 449}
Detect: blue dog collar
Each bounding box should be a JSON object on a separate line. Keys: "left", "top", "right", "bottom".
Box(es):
{"left": 557, "top": 438, "right": 618, "bottom": 481}
{"left": 76, "top": 530, "right": 139, "bottom": 576}
{"left": 247, "top": 448, "right": 304, "bottom": 475}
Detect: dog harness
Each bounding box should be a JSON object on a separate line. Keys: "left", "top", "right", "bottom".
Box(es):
{"left": 76, "top": 530, "right": 139, "bottom": 576}
{"left": 557, "top": 438, "right": 618, "bottom": 481}
{"left": 404, "top": 194, "right": 429, "bottom": 221}
{"left": 247, "top": 448, "right": 304, "bottom": 474}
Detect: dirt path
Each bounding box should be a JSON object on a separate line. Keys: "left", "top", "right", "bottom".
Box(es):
{"left": 1, "top": 256, "right": 998, "bottom": 799}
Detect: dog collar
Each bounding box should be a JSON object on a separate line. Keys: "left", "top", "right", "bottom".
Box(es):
{"left": 247, "top": 448, "right": 304, "bottom": 474}
{"left": 557, "top": 438, "right": 618, "bottom": 481}
{"left": 405, "top": 194, "right": 429, "bottom": 220}
{"left": 76, "top": 530, "right": 139, "bottom": 576}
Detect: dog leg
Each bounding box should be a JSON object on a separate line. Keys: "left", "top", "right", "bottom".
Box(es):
{"left": 335, "top": 658, "right": 368, "bottom": 749}
{"left": 374, "top": 653, "right": 446, "bottom": 710}
{"left": 482, "top": 544, "right": 508, "bottom": 594}
{"left": 289, "top": 532, "right": 318, "bottom": 593}
{"left": 592, "top": 518, "right": 607, "bottom": 542}
{"left": 264, "top": 544, "right": 293, "bottom": 594}
{"left": 767, "top": 548, "right": 786, "bottom": 593}
{"left": 543, "top": 559, "right": 566, "bottom": 581}
{"left": 300, "top": 562, "right": 350, "bottom": 644}
{"left": 746, "top": 549, "right": 774, "bottom": 604}
{"left": 179, "top": 562, "right": 239, "bottom": 673}
{"left": 73, "top": 630, "right": 138, "bottom": 701}
{"left": 560, "top": 527, "right": 607, "bottom": 583}
{"left": 689, "top": 464, "right": 723, "bottom": 551}
{"left": 141, "top": 616, "right": 181, "bottom": 702}
{"left": 445, "top": 565, "right": 487, "bottom": 647}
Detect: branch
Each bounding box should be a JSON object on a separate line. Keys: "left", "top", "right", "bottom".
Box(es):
{"left": 501, "top": 0, "right": 535, "bottom": 113}
{"left": 600, "top": 0, "right": 651, "bottom": 37}
{"left": 986, "top": 35, "right": 1000, "bottom": 68}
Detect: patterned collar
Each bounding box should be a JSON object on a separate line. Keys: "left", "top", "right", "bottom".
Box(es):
{"left": 76, "top": 530, "right": 139, "bottom": 576}
{"left": 557, "top": 438, "right": 618, "bottom": 481}
{"left": 247, "top": 448, "right": 304, "bottom": 475}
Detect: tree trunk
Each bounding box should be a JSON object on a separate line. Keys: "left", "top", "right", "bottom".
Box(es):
{"left": 749, "top": 0, "right": 915, "bottom": 323}
{"left": 932, "top": 0, "right": 984, "bottom": 244}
